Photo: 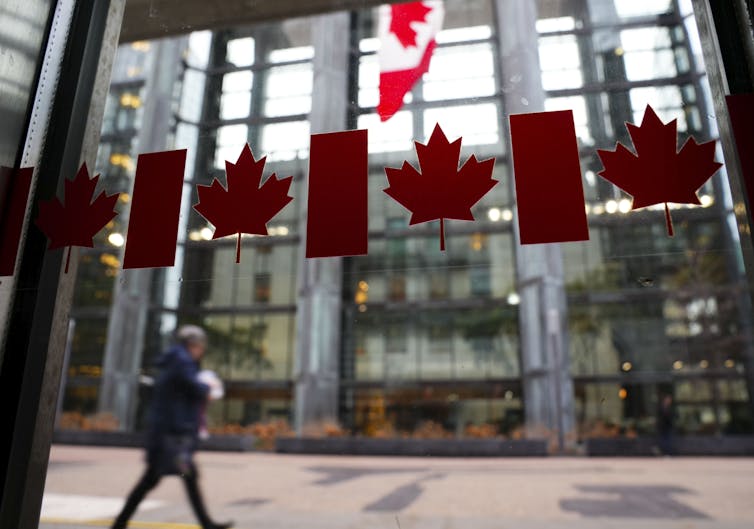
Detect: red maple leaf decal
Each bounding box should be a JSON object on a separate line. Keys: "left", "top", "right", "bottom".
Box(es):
{"left": 384, "top": 123, "right": 497, "bottom": 250}
{"left": 597, "top": 105, "right": 722, "bottom": 236}
{"left": 35, "top": 164, "right": 119, "bottom": 273}
{"left": 194, "top": 144, "right": 293, "bottom": 263}
{"left": 390, "top": 2, "right": 433, "bottom": 48}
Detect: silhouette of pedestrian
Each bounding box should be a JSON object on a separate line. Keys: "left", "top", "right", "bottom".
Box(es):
{"left": 111, "top": 325, "right": 232, "bottom": 529}
{"left": 657, "top": 394, "right": 675, "bottom": 456}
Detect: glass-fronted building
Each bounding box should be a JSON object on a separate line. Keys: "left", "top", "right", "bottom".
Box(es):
{"left": 59, "top": 0, "right": 754, "bottom": 444}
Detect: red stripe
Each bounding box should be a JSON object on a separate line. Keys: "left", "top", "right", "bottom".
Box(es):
{"left": 123, "top": 149, "right": 186, "bottom": 269}
{"left": 0, "top": 167, "right": 33, "bottom": 276}
{"left": 510, "top": 110, "right": 590, "bottom": 244}
{"left": 306, "top": 130, "right": 369, "bottom": 258}
{"left": 726, "top": 94, "right": 754, "bottom": 217}
{"left": 378, "top": 39, "right": 437, "bottom": 121}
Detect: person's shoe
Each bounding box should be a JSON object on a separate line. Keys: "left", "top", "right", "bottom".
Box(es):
{"left": 111, "top": 516, "right": 128, "bottom": 529}
{"left": 204, "top": 521, "right": 234, "bottom": 529}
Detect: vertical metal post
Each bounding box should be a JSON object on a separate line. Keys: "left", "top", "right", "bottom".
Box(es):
{"left": 0, "top": 1, "right": 126, "bottom": 527}
{"left": 98, "top": 37, "right": 188, "bottom": 432}
{"left": 55, "top": 318, "right": 76, "bottom": 427}
{"left": 692, "top": 0, "right": 754, "bottom": 425}
{"left": 547, "top": 305, "right": 565, "bottom": 452}
{"left": 493, "top": 0, "right": 575, "bottom": 448}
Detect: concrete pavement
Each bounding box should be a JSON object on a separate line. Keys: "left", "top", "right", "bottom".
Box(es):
{"left": 40, "top": 445, "right": 754, "bottom": 529}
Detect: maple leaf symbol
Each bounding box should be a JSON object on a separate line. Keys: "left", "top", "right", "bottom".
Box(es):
{"left": 35, "top": 164, "right": 119, "bottom": 273}
{"left": 597, "top": 105, "right": 722, "bottom": 236}
{"left": 194, "top": 144, "right": 293, "bottom": 264}
{"left": 390, "top": 2, "right": 433, "bottom": 48}
{"left": 384, "top": 123, "right": 497, "bottom": 251}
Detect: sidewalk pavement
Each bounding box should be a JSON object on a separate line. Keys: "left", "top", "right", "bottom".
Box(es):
{"left": 40, "top": 445, "right": 754, "bottom": 529}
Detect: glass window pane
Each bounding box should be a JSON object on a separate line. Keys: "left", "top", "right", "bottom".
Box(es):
{"left": 614, "top": 0, "right": 673, "bottom": 18}
{"left": 222, "top": 70, "right": 253, "bottom": 92}
{"left": 268, "top": 46, "right": 314, "bottom": 63}
{"left": 260, "top": 121, "right": 310, "bottom": 161}
{"left": 214, "top": 124, "right": 248, "bottom": 168}
{"left": 358, "top": 111, "right": 414, "bottom": 153}
{"left": 220, "top": 91, "right": 251, "bottom": 119}
{"left": 424, "top": 103, "right": 500, "bottom": 146}
{"left": 423, "top": 43, "right": 496, "bottom": 101}
{"left": 226, "top": 37, "right": 255, "bottom": 67}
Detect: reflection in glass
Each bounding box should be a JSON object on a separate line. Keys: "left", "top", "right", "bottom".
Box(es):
{"left": 56, "top": 0, "right": 754, "bottom": 443}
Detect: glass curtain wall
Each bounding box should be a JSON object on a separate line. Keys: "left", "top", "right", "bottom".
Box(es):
{"left": 341, "top": 0, "right": 753, "bottom": 439}
{"left": 58, "top": 0, "right": 754, "bottom": 442}
{"left": 342, "top": 0, "right": 522, "bottom": 438}
{"left": 161, "top": 21, "right": 315, "bottom": 430}
{"left": 61, "top": 43, "right": 152, "bottom": 424}
{"left": 539, "top": 0, "right": 753, "bottom": 439}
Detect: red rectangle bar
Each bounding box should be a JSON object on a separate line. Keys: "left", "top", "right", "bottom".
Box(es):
{"left": 726, "top": 94, "right": 754, "bottom": 217}
{"left": 510, "top": 110, "right": 589, "bottom": 244}
{"left": 0, "top": 167, "right": 33, "bottom": 276}
{"left": 306, "top": 129, "right": 369, "bottom": 258}
{"left": 123, "top": 149, "right": 186, "bottom": 269}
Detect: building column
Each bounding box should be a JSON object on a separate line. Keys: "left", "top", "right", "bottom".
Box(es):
{"left": 293, "top": 12, "right": 350, "bottom": 433}
{"left": 494, "top": 0, "right": 575, "bottom": 450}
{"left": 98, "top": 37, "right": 187, "bottom": 431}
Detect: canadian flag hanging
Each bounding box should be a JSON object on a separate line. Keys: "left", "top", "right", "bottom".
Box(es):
{"left": 378, "top": 1, "right": 444, "bottom": 121}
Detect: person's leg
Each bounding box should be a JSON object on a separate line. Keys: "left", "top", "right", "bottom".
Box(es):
{"left": 658, "top": 431, "right": 675, "bottom": 455}
{"left": 181, "top": 464, "right": 232, "bottom": 529}
{"left": 665, "top": 433, "right": 675, "bottom": 456}
{"left": 111, "top": 466, "right": 162, "bottom": 529}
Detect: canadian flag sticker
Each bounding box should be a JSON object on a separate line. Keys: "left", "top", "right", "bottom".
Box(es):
{"left": 378, "top": 1, "right": 444, "bottom": 121}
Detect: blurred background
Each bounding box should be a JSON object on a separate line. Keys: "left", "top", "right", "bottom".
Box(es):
{"left": 51, "top": 0, "right": 754, "bottom": 453}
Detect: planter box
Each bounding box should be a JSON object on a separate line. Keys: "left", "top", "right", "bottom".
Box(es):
{"left": 275, "top": 437, "right": 548, "bottom": 457}
{"left": 53, "top": 430, "right": 144, "bottom": 449}
{"left": 585, "top": 437, "right": 656, "bottom": 456}
{"left": 585, "top": 436, "right": 754, "bottom": 456}
{"left": 53, "top": 430, "right": 256, "bottom": 452}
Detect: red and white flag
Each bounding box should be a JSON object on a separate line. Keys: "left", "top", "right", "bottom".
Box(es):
{"left": 377, "top": 1, "right": 444, "bottom": 121}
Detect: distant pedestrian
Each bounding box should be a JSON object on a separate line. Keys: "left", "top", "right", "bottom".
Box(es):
{"left": 111, "top": 325, "right": 232, "bottom": 529}
{"left": 657, "top": 394, "right": 676, "bottom": 456}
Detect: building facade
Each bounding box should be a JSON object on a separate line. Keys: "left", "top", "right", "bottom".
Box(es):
{"left": 60, "top": 0, "right": 754, "bottom": 444}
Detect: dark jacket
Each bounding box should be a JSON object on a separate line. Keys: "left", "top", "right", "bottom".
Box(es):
{"left": 146, "top": 345, "right": 209, "bottom": 472}
{"left": 657, "top": 402, "right": 675, "bottom": 436}
{"left": 149, "top": 344, "right": 210, "bottom": 436}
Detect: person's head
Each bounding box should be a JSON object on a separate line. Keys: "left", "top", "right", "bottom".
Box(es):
{"left": 175, "top": 325, "right": 207, "bottom": 360}
{"left": 662, "top": 394, "right": 673, "bottom": 407}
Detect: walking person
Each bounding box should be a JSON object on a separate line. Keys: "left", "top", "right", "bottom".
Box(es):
{"left": 656, "top": 394, "right": 676, "bottom": 456}
{"left": 111, "top": 325, "right": 232, "bottom": 529}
